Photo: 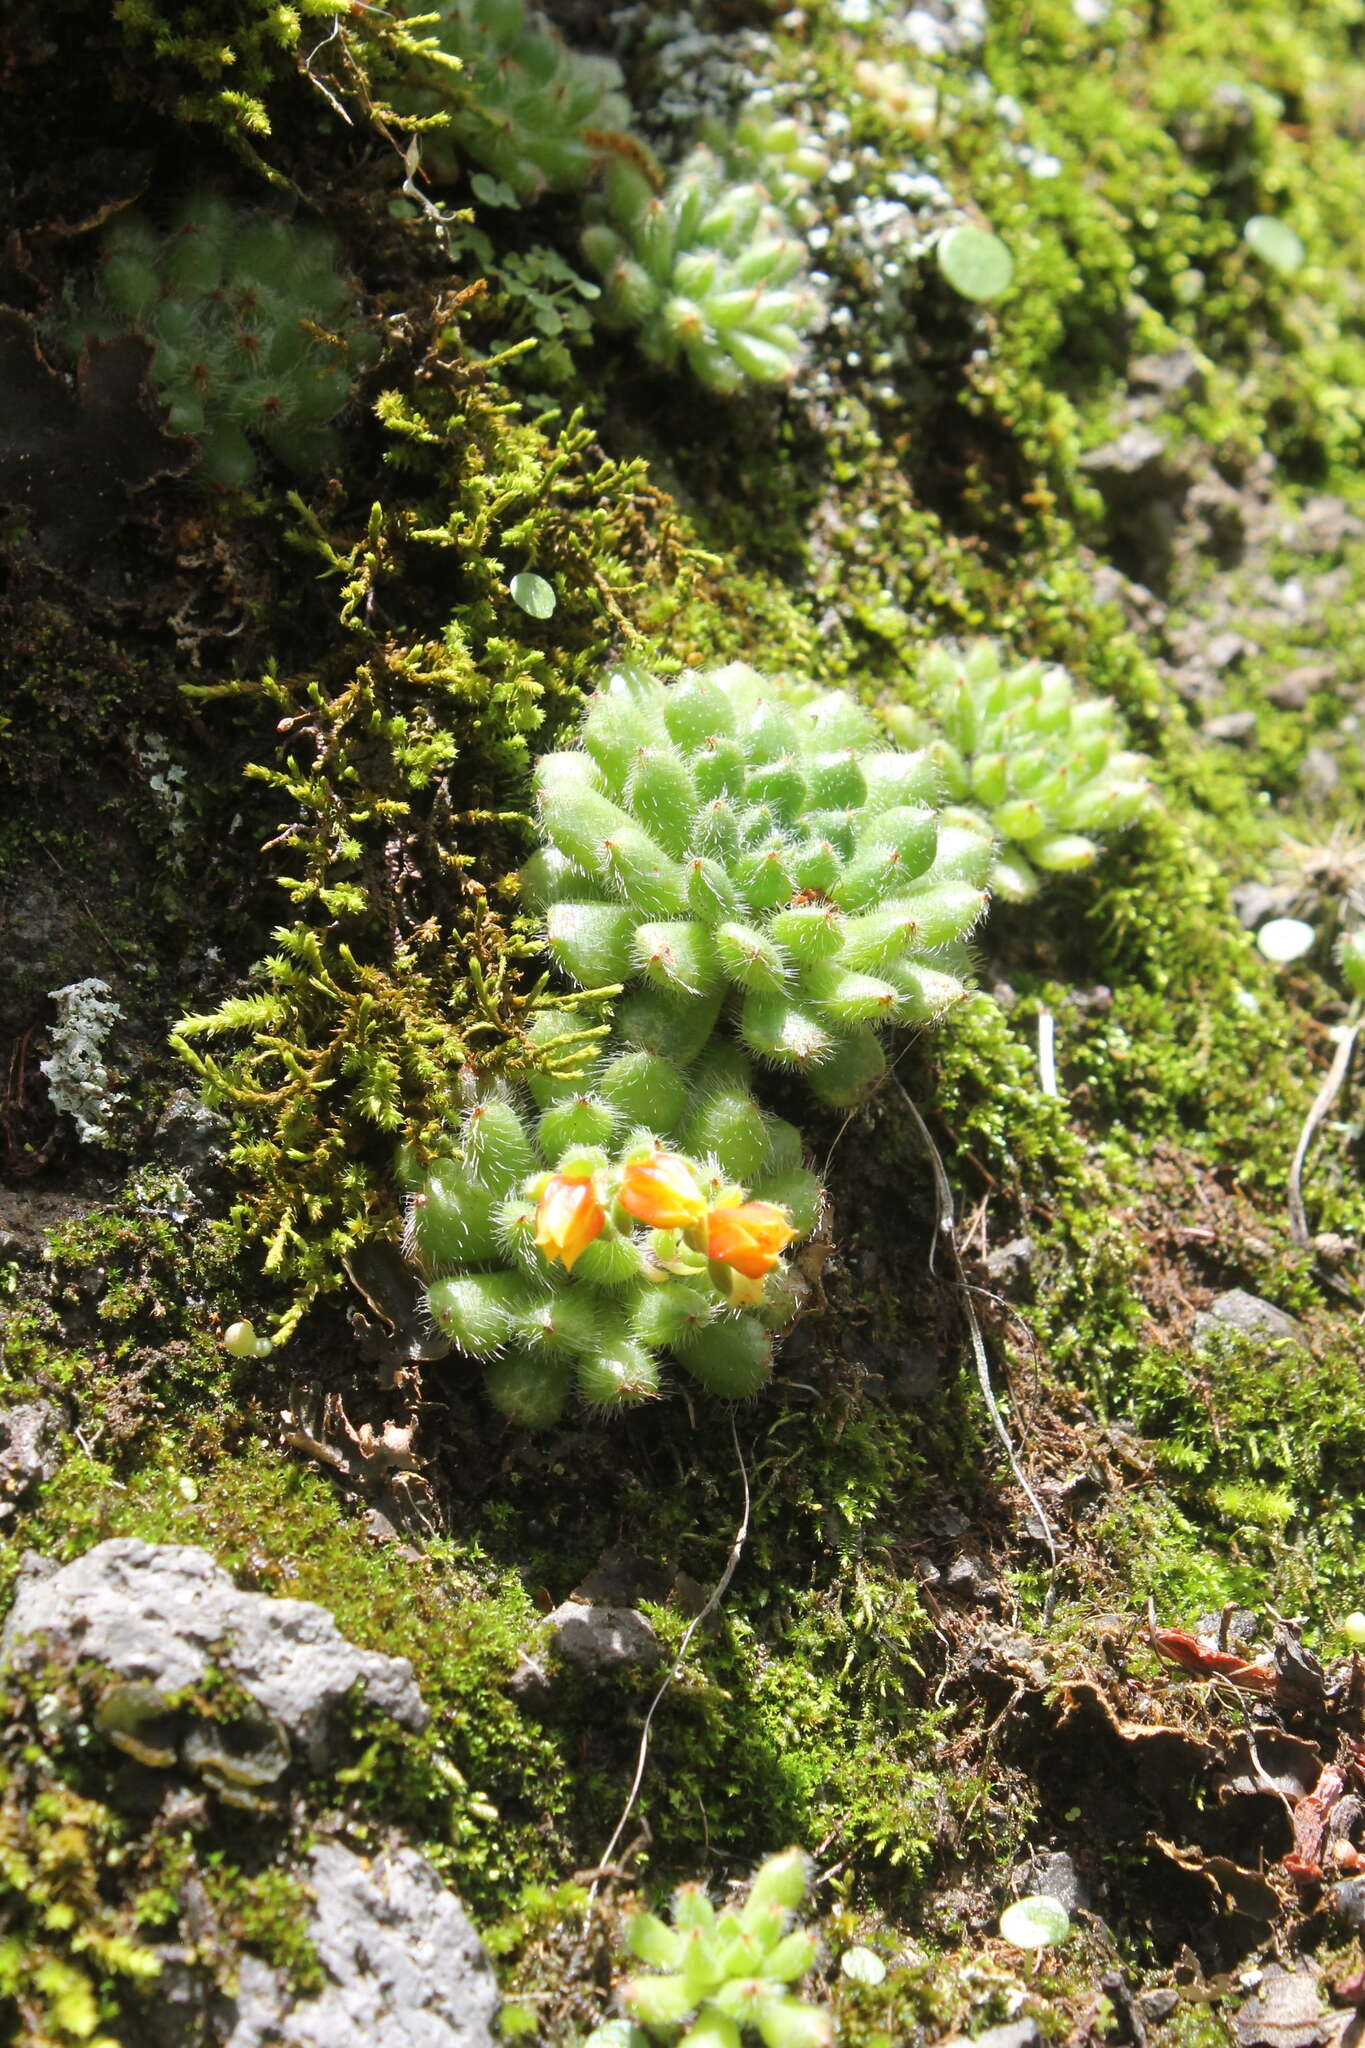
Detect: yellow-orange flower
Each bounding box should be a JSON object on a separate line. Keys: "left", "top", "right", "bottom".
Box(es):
{"left": 534, "top": 1167, "right": 606, "bottom": 1271}
{"left": 618, "top": 1150, "right": 709, "bottom": 1231}
{"left": 706, "top": 1201, "right": 795, "bottom": 1280}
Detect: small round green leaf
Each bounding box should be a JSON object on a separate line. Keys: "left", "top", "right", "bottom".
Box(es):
{"left": 510, "top": 571, "right": 556, "bottom": 620}
{"left": 1341, "top": 1611, "right": 1365, "bottom": 1649}
{"left": 999, "top": 1895, "right": 1071, "bottom": 1950}
{"left": 840, "top": 1946, "right": 888, "bottom": 1985}
{"left": 937, "top": 225, "right": 1014, "bottom": 302}
{"left": 1243, "top": 215, "right": 1304, "bottom": 276}
{"left": 1256, "top": 916, "right": 1315, "bottom": 963}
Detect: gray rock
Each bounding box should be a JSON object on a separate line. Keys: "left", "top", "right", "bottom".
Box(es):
{"left": 154, "top": 1090, "right": 229, "bottom": 1173}
{"left": 1137, "top": 1991, "right": 1180, "bottom": 2024}
{"left": 1327, "top": 1877, "right": 1365, "bottom": 1934}
{"left": 1080, "top": 427, "right": 1173, "bottom": 501}
{"left": 2, "top": 1539, "right": 427, "bottom": 1767}
{"left": 1234, "top": 1964, "right": 1339, "bottom": 2048}
{"left": 1018, "top": 1849, "right": 1088, "bottom": 1913}
{"left": 1268, "top": 663, "right": 1335, "bottom": 710}
{"left": 1130, "top": 349, "right": 1206, "bottom": 401}
{"left": 1206, "top": 630, "right": 1251, "bottom": 672}
{"left": 0, "top": 1401, "right": 61, "bottom": 1517}
{"left": 1295, "top": 496, "right": 1365, "bottom": 556}
{"left": 1300, "top": 745, "right": 1340, "bottom": 803}
{"left": 1193, "top": 1290, "right": 1307, "bottom": 1352}
{"left": 1204, "top": 711, "right": 1258, "bottom": 744}
{"left": 548, "top": 1600, "right": 661, "bottom": 1674}
{"left": 506, "top": 1652, "right": 552, "bottom": 1704}
{"left": 939, "top": 2021, "right": 1040, "bottom": 2048}
{"left": 221, "top": 1842, "right": 498, "bottom": 2048}
{"left": 943, "top": 1554, "right": 1000, "bottom": 1607}
{"left": 1230, "top": 881, "right": 1287, "bottom": 931}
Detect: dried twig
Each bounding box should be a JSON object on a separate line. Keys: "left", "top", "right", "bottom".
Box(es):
{"left": 1288, "top": 1002, "right": 1361, "bottom": 1245}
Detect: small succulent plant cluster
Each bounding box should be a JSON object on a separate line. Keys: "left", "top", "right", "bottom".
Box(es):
{"left": 393, "top": 0, "right": 631, "bottom": 200}
{"left": 581, "top": 138, "right": 822, "bottom": 394}
{"left": 599, "top": 1847, "right": 833, "bottom": 2048}
{"left": 383, "top": 642, "right": 1145, "bottom": 1425}
{"left": 894, "top": 641, "right": 1151, "bottom": 901}
{"left": 394, "top": 0, "right": 826, "bottom": 393}
{"left": 527, "top": 660, "right": 994, "bottom": 1107}
{"left": 59, "top": 193, "right": 376, "bottom": 485}
{"left": 400, "top": 1037, "right": 821, "bottom": 1424}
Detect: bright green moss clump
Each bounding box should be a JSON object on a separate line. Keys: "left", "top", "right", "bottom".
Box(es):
{"left": 60, "top": 192, "right": 377, "bottom": 484}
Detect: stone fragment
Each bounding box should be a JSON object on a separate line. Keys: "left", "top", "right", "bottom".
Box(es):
{"left": 938, "top": 2021, "right": 1040, "bottom": 2048}
{"left": 1, "top": 1539, "right": 427, "bottom": 1766}
{"left": 1080, "top": 426, "right": 1172, "bottom": 501}
{"left": 886, "top": 1342, "right": 941, "bottom": 1403}
{"left": 1193, "top": 1290, "right": 1307, "bottom": 1351}
{"left": 943, "top": 1554, "right": 1001, "bottom": 1607}
{"left": 140, "top": 1842, "right": 498, "bottom": 2048}
{"left": 1206, "top": 630, "right": 1251, "bottom": 672}
{"left": 1018, "top": 1849, "right": 1088, "bottom": 1912}
{"left": 153, "top": 1089, "right": 229, "bottom": 1173}
{"left": 1204, "top": 711, "right": 1258, "bottom": 743}
{"left": 1130, "top": 349, "right": 1206, "bottom": 400}
{"left": 1300, "top": 746, "right": 1340, "bottom": 803}
{"left": 547, "top": 1599, "right": 661, "bottom": 1674}
{"left": 0, "top": 1400, "right": 61, "bottom": 1518}
{"left": 1234, "top": 1965, "right": 1339, "bottom": 2048}
{"left": 1267, "top": 664, "right": 1336, "bottom": 710}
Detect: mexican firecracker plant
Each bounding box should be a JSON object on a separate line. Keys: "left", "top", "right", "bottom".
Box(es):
{"left": 401, "top": 1033, "right": 821, "bottom": 1425}
{"left": 526, "top": 660, "right": 995, "bottom": 1107}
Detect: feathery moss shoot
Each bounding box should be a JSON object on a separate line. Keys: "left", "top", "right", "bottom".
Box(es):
{"left": 59, "top": 192, "right": 377, "bottom": 485}
{"left": 403, "top": 1048, "right": 820, "bottom": 1425}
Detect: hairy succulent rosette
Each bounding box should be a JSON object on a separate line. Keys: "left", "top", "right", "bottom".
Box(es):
{"left": 401, "top": 1050, "right": 820, "bottom": 1425}
{"left": 617, "top": 1847, "right": 833, "bottom": 2048}
{"left": 897, "top": 640, "right": 1152, "bottom": 901}
{"left": 582, "top": 145, "right": 823, "bottom": 394}
{"left": 528, "top": 661, "right": 989, "bottom": 1105}
{"left": 57, "top": 192, "right": 378, "bottom": 486}
{"left": 394, "top": 0, "right": 630, "bottom": 198}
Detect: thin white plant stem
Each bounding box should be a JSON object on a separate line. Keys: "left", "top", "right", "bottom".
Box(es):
{"left": 588, "top": 1412, "right": 752, "bottom": 1908}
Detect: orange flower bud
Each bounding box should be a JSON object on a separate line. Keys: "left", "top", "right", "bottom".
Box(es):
{"left": 706, "top": 1200, "right": 795, "bottom": 1280}
{"left": 618, "top": 1150, "right": 709, "bottom": 1231}
{"left": 534, "top": 1167, "right": 606, "bottom": 1271}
